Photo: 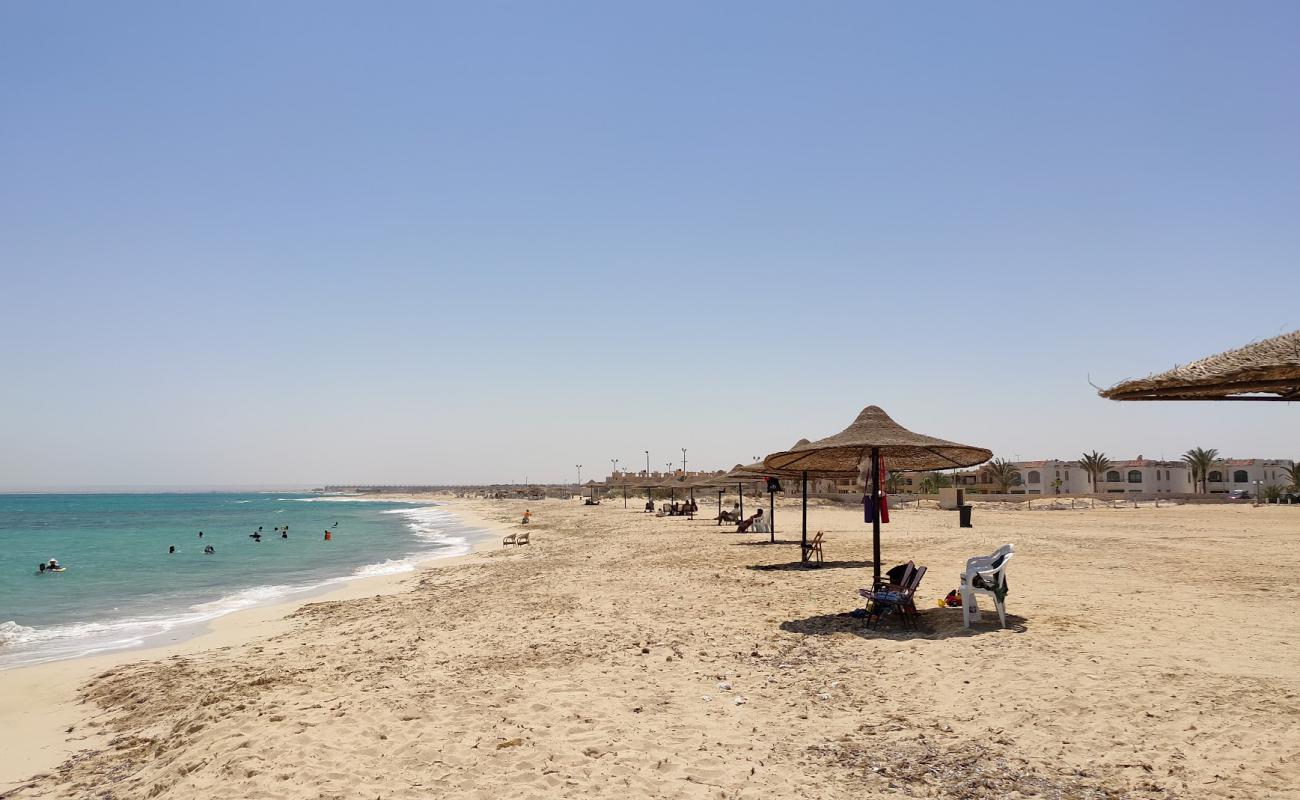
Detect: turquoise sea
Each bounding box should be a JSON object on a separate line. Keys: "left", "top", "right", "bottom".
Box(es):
{"left": 0, "top": 493, "right": 486, "bottom": 668}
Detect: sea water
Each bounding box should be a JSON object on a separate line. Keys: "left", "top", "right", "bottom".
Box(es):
{"left": 0, "top": 493, "right": 486, "bottom": 668}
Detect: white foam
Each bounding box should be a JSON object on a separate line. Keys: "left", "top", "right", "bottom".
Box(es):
{"left": 294, "top": 497, "right": 428, "bottom": 503}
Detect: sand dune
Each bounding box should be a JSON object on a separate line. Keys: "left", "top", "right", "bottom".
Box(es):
{"left": 5, "top": 497, "right": 1300, "bottom": 799}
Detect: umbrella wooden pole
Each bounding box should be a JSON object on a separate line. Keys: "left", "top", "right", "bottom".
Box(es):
{"left": 739, "top": 482, "right": 743, "bottom": 521}
{"left": 801, "top": 470, "right": 808, "bottom": 562}
{"left": 871, "top": 446, "right": 882, "bottom": 580}
{"left": 623, "top": 485, "right": 627, "bottom": 509}
{"left": 769, "top": 488, "right": 775, "bottom": 543}
{"left": 717, "top": 489, "right": 724, "bottom": 525}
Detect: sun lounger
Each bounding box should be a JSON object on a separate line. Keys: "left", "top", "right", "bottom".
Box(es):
{"left": 960, "top": 544, "right": 1013, "bottom": 628}
{"left": 503, "top": 530, "right": 531, "bottom": 547}
{"left": 802, "top": 531, "right": 825, "bottom": 564}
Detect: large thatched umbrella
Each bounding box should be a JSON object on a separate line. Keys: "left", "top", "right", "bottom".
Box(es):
{"left": 764, "top": 406, "right": 991, "bottom": 578}
{"left": 1100, "top": 330, "right": 1300, "bottom": 402}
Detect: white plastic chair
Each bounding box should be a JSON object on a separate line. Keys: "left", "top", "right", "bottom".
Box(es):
{"left": 960, "top": 544, "right": 1014, "bottom": 628}
{"left": 751, "top": 514, "right": 771, "bottom": 534}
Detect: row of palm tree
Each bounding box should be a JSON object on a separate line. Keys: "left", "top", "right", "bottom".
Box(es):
{"left": 882, "top": 451, "right": 1299, "bottom": 495}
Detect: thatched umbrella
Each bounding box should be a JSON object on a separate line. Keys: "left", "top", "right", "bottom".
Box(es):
{"left": 738, "top": 439, "right": 859, "bottom": 548}
{"left": 1100, "top": 330, "right": 1300, "bottom": 402}
{"left": 709, "top": 464, "right": 763, "bottom": 525}
{"left": 764, "top": 406, "right": 991, "bottom": 578}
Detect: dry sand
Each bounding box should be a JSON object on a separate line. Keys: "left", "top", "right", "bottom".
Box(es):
{"left": 3, "top": 497, "right": 1300, "bottom": 799}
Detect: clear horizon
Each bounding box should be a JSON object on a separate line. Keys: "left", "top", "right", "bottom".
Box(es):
{"left": 3, "top": 2, "right": 1298, "bottom": 486}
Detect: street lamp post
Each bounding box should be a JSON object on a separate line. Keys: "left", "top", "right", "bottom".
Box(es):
{"left": 681, "top": 448, "right": 687, "bottom": 475}
{"left": 644, "top": 451, "right": 650, "bottom": 478}
{"left": 576, "top": 464, "right": 582, "bottom": 489}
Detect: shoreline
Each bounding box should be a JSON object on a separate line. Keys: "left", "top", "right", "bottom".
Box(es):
{"left": 0, "top": 497, "right": 516, "bottom": 793}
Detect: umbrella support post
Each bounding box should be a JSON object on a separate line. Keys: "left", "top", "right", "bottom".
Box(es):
{"left": 801, "top": 471, "right": 808, "bottom": 562}
{"left": 769, "top": 489, "right": 775, "bottom": 543}
{"left": 871, "top": 446, "right": 882, "bottom": 580}
{"left": 717, "top": 489, "right": 724, "bottom": 526}
{"left": 739, "top": 483, "right": 743, "bottom": 522}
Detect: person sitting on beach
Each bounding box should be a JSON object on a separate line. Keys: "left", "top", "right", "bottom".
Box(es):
{"left": 522, "top": 510, "right": 532, "bottom": 524}
{"left": 736, "top": 508, "right": 764, "bottom": 533}
{"left": 689, "top": 500, "right": 699, "bottom": 513}
{"left": 644, "top": 501, "right": 654, "bottom": 513}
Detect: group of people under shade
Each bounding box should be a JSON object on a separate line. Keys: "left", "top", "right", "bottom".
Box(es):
{"left": 646, "top": 499, "right": 698, "bottom": 516}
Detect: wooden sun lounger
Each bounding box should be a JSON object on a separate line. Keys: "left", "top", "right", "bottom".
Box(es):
{"left": 503, "top": 530, "right": 530, "bottom": 547}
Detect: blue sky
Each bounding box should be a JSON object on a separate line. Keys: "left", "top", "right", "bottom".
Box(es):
{"left": 2, "top": 1, "right": 1298, "bottom": 487}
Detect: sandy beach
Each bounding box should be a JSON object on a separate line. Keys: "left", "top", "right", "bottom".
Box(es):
{"left": 4, "top": 497, "right": 1300, "bottom": 799}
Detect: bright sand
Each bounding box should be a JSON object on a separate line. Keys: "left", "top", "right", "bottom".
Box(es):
{"left": 3, "top": 497, "right": 1299, "bottom": 798}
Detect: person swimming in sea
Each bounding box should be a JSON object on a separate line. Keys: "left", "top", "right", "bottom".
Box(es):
{"left": 198, "top": 531, "right": 204, "bottom": 538}
{"left": 38, "top": 562, "right": 46, "bottom": 574}
{"left": 204, "top": 544, "right": 215, "bottom": 555}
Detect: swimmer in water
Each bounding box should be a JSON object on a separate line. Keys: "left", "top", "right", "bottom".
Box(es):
{"left": 199, "top": 531, "right": 204, "bottom": 538}
{"left": 38, "top": 562, "right": 46, "bottom": 574}
{"left": 169, "top": 545, "right": 175, "bottom": 554}
{"left": 204, "top": 544, "right": 215, "bottom": 555}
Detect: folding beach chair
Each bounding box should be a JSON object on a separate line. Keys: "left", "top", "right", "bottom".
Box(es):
{"left": 859, "top": 563, "right": 926, "bottom": 630}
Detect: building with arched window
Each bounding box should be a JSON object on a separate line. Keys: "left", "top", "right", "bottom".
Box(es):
{"left": 954, "top": 456, "right": 1293, "bottom": 495}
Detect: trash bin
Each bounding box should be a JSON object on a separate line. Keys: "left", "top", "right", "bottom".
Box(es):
{"left": 958, "top": 504, "right": 973, "bottom": 528}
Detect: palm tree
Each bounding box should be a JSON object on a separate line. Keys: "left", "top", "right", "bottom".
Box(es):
{"left": 1182, "top": 447, "right": 1219, "bottom": 494}
{"left": 1079, "top": 451, "right": 1113, "bottom": 494}
{"left": 885, "top": 471, "right": 908, "bottom": 494}
{"left": 984, "top": 459, "right": 1020, "bottom": 493}
{"left": 917, "top": 472, "right": 954, "bottom": 494}
{"left": 1284, "top": 460, "right": 1300, "bottom": 491}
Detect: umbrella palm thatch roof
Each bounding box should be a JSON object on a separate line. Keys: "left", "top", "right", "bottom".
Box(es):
{"left": 1100, "top": 330, "right": 1300, "bottom": 402}
{"left": 763, "top": 406, "right": 991, "bottom": 473}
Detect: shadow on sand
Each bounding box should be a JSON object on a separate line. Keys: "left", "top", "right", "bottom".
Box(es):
{"left": 730, "top": 539, "right": 805, "bottom": 547}
{"left": 747, "top": 559, "right": 877, "bottom": 571}
{"left": 780, "top": 608, "right": 1029, "bottom": 639}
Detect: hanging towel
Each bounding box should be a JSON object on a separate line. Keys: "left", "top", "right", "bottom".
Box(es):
{"left": 879, "top": 456, "right": 890, "bottom": 524}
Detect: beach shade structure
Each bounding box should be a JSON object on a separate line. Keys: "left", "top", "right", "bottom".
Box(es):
{"left": 584, "top": 480, "right": 602, "bottom": 503}
{"left": 1100, "top": 330, "right": 1300, "bottom": 402}
{"left": 710, "top": 464, "right": 761, "bottom": 525}
{"left": 740, "top": 439, "right": 859, "bottom": 550}
{"left": 764, "top": 406, "right": 992, "bottom": 579}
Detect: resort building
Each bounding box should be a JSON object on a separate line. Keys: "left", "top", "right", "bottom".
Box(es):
{"left": 956, "top": 456, "right": 1294, "bottom": 495}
